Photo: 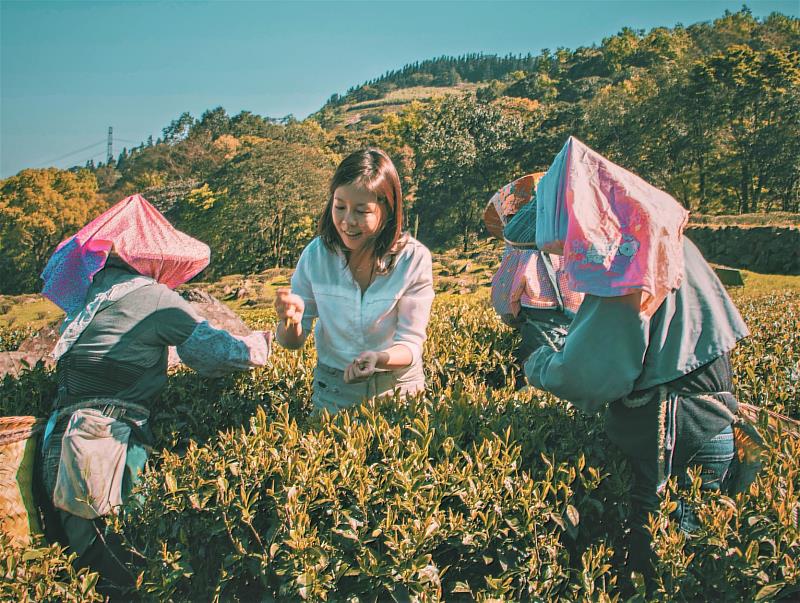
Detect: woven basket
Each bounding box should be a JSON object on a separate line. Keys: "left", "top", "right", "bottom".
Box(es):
{"left": 0, "top": 416, "right": 45, "bottom": 547}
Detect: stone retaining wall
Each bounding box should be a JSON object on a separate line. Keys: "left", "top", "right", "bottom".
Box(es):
{"left": 685, "top": 226, "right": 799, "bottom": 275}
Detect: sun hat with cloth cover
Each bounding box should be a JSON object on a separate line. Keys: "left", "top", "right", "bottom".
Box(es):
{"left": 41, "top": 194, "right": 210, "bottom": 318}
{"left": 482, "top": 172, "right": 544, "bottom": 239}
{"left": 532, "top": 136, "right": 689, "bottom": 318}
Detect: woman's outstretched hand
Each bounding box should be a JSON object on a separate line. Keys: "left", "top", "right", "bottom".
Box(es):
{"left": 275, "top": 287, "right": 306, "bottom": 348}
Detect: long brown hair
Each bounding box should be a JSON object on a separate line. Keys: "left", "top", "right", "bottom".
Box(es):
{"left": 318, "top": 148, "right": 404, "bottom": 267}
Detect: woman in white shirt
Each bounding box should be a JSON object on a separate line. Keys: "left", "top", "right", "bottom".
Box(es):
{"left": 275, "top": 148, "right": 434, "bottom": 413}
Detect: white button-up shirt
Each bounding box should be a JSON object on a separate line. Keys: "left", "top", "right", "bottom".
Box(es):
{"left": 291, "top": 236, "right": 434, "bottom": 370}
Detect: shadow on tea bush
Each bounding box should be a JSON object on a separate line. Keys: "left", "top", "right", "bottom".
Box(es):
{"left": 155, "top": 346, "right": 316, "bottom": 452}
{"left": 0, "top": 360, "right": 57, "bottom": 417}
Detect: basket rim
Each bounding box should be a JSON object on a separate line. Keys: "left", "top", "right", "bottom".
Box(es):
{"left": 0, "top": 416, "right": 46, "bottom": 445}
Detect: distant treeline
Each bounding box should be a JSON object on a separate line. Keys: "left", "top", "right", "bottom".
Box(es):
{"left": 325, "top": 54, "right": 545, "bottom": 104}
{"left": 1, "top": 8, "right": 798, "bottom": 293}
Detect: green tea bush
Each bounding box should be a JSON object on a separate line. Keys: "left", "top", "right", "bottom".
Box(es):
{"left": 650, "top": 422, "right": 800, "bottom": 602}
{"left": 1, "top": 290, "right": 798, "bottom": 601}
{"left": 0, "top": 361, "right": 57, "bottom": 417}
{"left": 424, "top": 294, "right": 517, "bottom": 391}
{"left": 730, "top": 290, "right": 800, "bottom": 418}
{"left": 153, "top": 348, "right": 315, "bottom": 452}
{"left": 121, "top": 394, "right": 628, "bottom": 601}
{"left": 0, "top": 535, "right": 102, "bottom": 602}
{"left": 0, "top": 325, "right": 34, "bottom": 352}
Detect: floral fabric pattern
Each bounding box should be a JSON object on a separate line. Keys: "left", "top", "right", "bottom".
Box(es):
{"left": 176, "top": 322, "right": 272, "bottom": 378}
{"left": 534, "top": 137, "right": 689, "bottom": 317}
{"left": 482, "top": 173, "right": 544, "bottom": 239}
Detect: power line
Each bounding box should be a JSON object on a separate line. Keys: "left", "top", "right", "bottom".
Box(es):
{"left": 31, "top": 140, "right": 106, "bottom": 167}
{"left": 27, "top": 131, "right": 154, "bottom": 172}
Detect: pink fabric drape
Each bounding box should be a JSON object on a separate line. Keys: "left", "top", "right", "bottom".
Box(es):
{"left": 536, "top": 137, "right": 689, "bottom": 317}
{"left": 41, "top": 194, "right": 210, "bottom": 315}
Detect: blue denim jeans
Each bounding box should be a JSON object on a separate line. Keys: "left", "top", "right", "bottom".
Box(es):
{"left": 627, "top": 424, "right": 735, "bottom": 577}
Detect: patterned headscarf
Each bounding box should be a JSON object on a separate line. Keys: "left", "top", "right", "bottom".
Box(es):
{"left": 535, "top": 137, "right": 689, "bottom": 317}
{"left": 41, "top": 194, "right": 210, "bottom": 317}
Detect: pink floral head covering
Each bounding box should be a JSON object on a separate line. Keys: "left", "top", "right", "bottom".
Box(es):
{"left": 535, "top": 137, "right": 689, "bottom": 317}
{"left": 41, "top": 194, "right": 210, "bottom": 315}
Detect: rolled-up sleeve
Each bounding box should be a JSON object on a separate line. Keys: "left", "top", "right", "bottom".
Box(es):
{"left": 393, "top": 247, "right": 434, "bottom": 365}
{"left": 290, "top": 245, "right": 318, "bottom": 335}
{"left": 524, "top": 293, "right": 649, "bottom": 414}
{"left": 176, "top": 323, "right": 272, "bottom": 378}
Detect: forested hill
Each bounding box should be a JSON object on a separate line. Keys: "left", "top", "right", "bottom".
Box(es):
{"left": 1, "top": 8, "right": 798, "bottom": 294}
{"left": 322, "top": 54, "right": 543, "bottom": 106}
{"left": 317, "top": 8, "right": 797, "bottom": 116}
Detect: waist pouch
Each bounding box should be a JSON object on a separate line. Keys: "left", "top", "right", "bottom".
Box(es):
{"left": 51, "top": 405, "right": 148, "bottom": 520}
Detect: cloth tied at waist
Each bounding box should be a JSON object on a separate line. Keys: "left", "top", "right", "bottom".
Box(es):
{"left": 606, "top": 386, "right": 738, "bottom": 492}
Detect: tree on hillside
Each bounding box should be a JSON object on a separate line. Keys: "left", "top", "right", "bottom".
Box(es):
{"left": 171, "top": 139, "right": 336, "bottom": 276}
{"left": 581, "top": 61, "right": 702, "bottom": 208}
{"left": 0, "top": 168, "right": 106, "bottom": 294}
{"left": 410, "top": 96, "right": 525, "bottom": 251}
{"left": 162, "top": 112, "right": 196, "bottom": 144}
{"left": 373, "top": 101, "right": 428, "bottom": 216}
{"left": 195, "top": 106, "right": 231, "bottom": 139}
{"left": 701, "top": 45, "right": 800, "bottom": 213}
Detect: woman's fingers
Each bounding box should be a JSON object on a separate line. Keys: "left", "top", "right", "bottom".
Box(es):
{"left": 275, "top": 288, "right": 303, "bottom": 326}
{"left": 343, "top": 363, "right": 356, "bottom": 383}
{"left": 355, "top": 351, "right": 377, "bottom": 372}
{"left": 343, "top": 357, "right": 373, "bottom": 384}
{"left": 345, "top": 353, "right": 376, "bottom": 383}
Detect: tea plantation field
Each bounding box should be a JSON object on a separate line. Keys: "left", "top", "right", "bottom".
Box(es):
{"left": 1, "top": 276, "right": 798, "bottom": 601}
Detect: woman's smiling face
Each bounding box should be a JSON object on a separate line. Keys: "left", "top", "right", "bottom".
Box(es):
{"left": 332, "top": 183, "right": 384, "bottom": 251}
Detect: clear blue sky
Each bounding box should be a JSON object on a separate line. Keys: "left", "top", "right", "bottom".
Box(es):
{"left": 1, "top": 0, "right": 797, "bottom": 178}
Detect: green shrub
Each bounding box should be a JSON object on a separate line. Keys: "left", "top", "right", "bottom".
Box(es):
{"left": 650, "top": 420, "right": 800, "bottom": 602}
{"left": 0, "top": 535, "right": 102, "bottom": 602}
{"left": 1, "top": 289, "right": 798, "bottom": 601}
{"left": 120, "top": 394, "right": 628, "bottom": 601}
{"left": 730, "top": 291, "right": 800, "bottom": 418}
{"left": 0, "top": 325, "right": 35, "bottom": 352}
{"left": 0, "top": 360, "right": 57, "bottom": 417}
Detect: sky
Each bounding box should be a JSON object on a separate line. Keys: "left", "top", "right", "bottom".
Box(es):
{"left": 1, "top": 0, "right": 797, "bottom": 178}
